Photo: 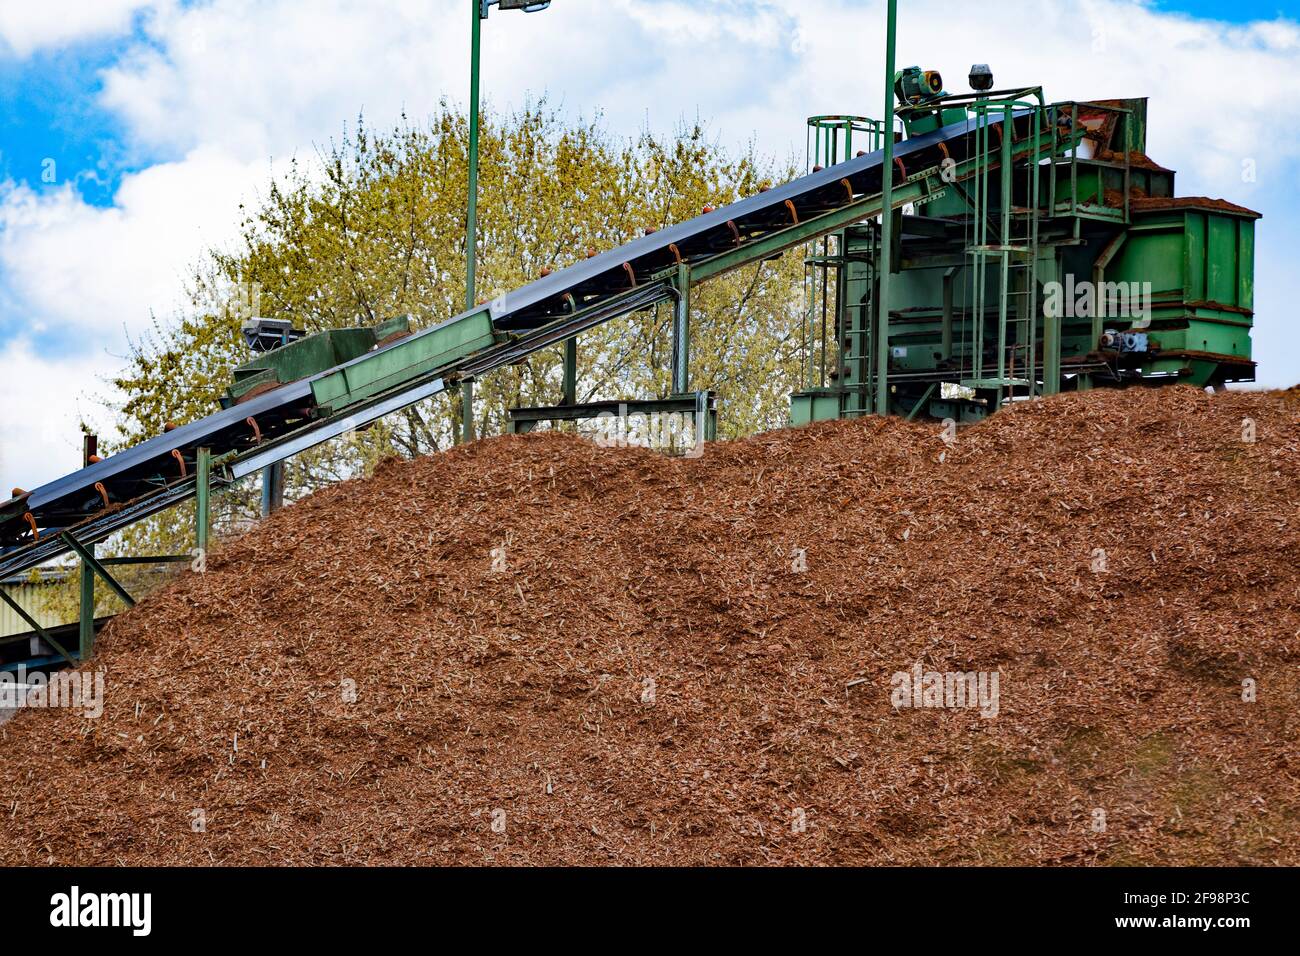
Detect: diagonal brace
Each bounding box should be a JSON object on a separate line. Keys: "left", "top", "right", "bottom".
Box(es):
{"left": 0, "top": 587, "right": 79, "bottom": 667}
{"left": 59, "top": 532, "right": 135, "bottom": 609}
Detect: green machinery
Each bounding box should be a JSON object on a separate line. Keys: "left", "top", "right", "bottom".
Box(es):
{"left": 792, "top": 68, "right": 1258, "bottom": 426}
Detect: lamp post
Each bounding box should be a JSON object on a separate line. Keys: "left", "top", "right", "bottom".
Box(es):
{"left": 875, "top": 0, "right": 898, "bottom": 416}
{"left": 462, "top": 0, "right": 553, "bottom": 444}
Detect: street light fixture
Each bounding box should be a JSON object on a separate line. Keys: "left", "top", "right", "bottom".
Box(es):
{"left": 462, "top": 0, "right": 553, "bottom": 444}
{"left": 491, "top": 0, "right": 552, "bottom": 12}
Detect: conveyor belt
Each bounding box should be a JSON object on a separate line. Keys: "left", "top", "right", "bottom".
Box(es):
{"left": 491, "top": 109, "right": 1040, "bottom": 330}
{"left": 0, "top": 107, "right": 1050, "bottom": 575}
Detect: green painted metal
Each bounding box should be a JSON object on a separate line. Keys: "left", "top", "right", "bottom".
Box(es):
{"left": 78, "top": 548, "right": 94, "bottom": 659}
{"left": 0, "top": 587, "right": 78, "bottom": 667}
{"left": 807, "top": 116, "right": 885, "bottom": 166}
{"left": 195, "top": 446, "right": 211, "bottom": 557}
{"left": 788, "top": 87, "right": 1255, "bottom": 423}
{"left": 461, "top": 0, "right": 485, "bottom": 445}
{"left": 671, "top": 264, "right": 691, "bottom": 396}
{"left": 310, "top": 310, "right": 498, "bottom": 412}
{"left": 509, "top": 392, "right": 715, "bottom": 448}
{"left": 260, "top": 461, "right": 284, "bottom": 516}
{"left": 562, "top": 337, "right": 578, "bottom": 406}
{"left": 227, "top": 316, "right": 408, "bottom": 403}
{"left": 78, "top": 434, "right": 96, "bottom": 659}
{"left": 467, "top": 0, "right": 482, "bottom": 315}
{"left": 61, "top": 533, "right": 135, "bottom": 609}
{"left": 876, "top": 0, "right": 898, "bottom": 416}
{"left": 790, "top": 389, "right": 843, "bottom": 426}
{"left": 460, "top": 381, "right": 476, "bottom": 443}
{"left": 905, "top": 382, "right": 938, "bottom": 421}
{"left": 1041, "top": 251, "right": 1063, "bottom": 395}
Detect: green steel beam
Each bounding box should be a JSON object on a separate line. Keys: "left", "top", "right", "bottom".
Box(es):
{"left": 311, "top": 309, "right": 497, "bottom": 412}
{"left": 195, "top": 446, "right": 211, "bottom": 557}
{"left": 60, "top": 533, "right": 136, "bottom": 609}
{"left": 78, "top": 434, "right": 96, "bottom": 659}
{"left": 671, "top": 263, "right": 691, "bottom": 395}
{"left": 941, "top": 267, "right": 956, "bottom": 360}
{"left": 461, "top": 380, "right": 475, "bottom": 444}
{"left": 562, "top": 337, "right": 578, "bottom": 406}
{"left": 260, "top": 461, "right": 284, "bottom": 517}
{"left": 876, "top": 0, "right": 898, "bottom": 416}
{"left": 0, "top": 587, "right": 78, "bottom": 667}
{"left": 78, "top": 541, "right": 95, "bottom": 658}
{"left": 462, "top": 0, "right": 484, "bottom": 445}
{"left": 1043, "top": 299, "right": 1062, "bottom": 397}
{"left": 905, "top": 382, "right": 938, "bottom": 421}
{"left": 996, "top": 103, "right": 1013, "bottom": 406}
{"left": 100, "top": 555, "right": 192, "bottom": 565}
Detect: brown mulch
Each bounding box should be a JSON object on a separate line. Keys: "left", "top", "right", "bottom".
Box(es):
{"left": 1130, "top": 195, "right": 1261, "bottom": 218}
{"left": 1096, "top": 149, "right": 1172, "bottom": 173}
{"left": 2, "top": 386, "right": 1298, "bottom": 866}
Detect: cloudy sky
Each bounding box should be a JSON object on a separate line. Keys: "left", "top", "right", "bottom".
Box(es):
{"left": 1, "top": 0, "right": 1297, "bottom": 494}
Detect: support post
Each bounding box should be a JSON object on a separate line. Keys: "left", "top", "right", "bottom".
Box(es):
{"left": 1084, "top": 230, "right": 1129, "bottom": 391}
{"left": 78, "top": 550, "right": 95, "bottom": 658}
{"left": 78, "top": 434, "right": 96, "bottom": 659}
{"left": 671, "top": 263, "right": 691, "bottom": 396}
{"left": 562, "top": 337, "right": 577, "bottom": 406}
{"left": 461, "top": 0, "right": 483, "bottom": 446}
{"left": 1040, "top": 251, "right": 1062, "bottom": 397}
{"left": 905, "top": 382, "right": 938, "bottom": 422}
{"left": 996, "top": 103, "right": 1014, "bottom": 408}
{"left": 1044, "top": 307, "right": 1062, "bottom": 395}
{"left": 941, "top": 267, "right": 956, "bottom": 361}
{"left": 196, "top": 446, "right": 211, "bottom": 558}
{"left": 460, "top": 380, "right": 476, "bottom": 444}
{"left": 874, "top": 0, "right": 898, "bottom": 416}
{"left": 260, "top": 461, "right": 284, "bottom": 517}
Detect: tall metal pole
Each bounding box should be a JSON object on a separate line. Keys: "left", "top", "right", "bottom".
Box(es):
{"left": 462, "top": 0, "right": 483, "bottom": 444}
{"left": 78, "top": 433, "right": 96, "bottom": 659}
{"left": 875, "top": 0, "right": 898, "bottom": 416}
{"left": 196, "top": 446, "right": 211, "bottom": 557}
{"left": 996, "top": 103, "right": 1013, "bottom": 408}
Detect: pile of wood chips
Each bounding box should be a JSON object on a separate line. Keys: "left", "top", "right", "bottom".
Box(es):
{"left": 1, "top": 385, "right": 1297, "bottom": 865}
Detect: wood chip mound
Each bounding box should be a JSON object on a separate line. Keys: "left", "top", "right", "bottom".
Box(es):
{"left": 2, "top": 385, "right": 1298, "bottom": 866}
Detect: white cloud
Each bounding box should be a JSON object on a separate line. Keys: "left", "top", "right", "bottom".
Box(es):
{"left": 99, "top": 0, "right": 472, "bottom": 159}
{"left": 0, "top": 338, "right": 119, "bottom": 494}
{"left": 0, "top": 0, "right": 164, "bottom": 58}
{"left": 90, "top": 1, "right": 1300, "bottom": 193}
{"left": 0, "top": 147, "right": 272, "bottom": 341}
{"left": 0, "top": 147, "right": 278, "bottom": 488}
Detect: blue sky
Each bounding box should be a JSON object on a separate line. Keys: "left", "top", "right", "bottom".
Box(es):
{"left": 1154, "top": 0, "right": 1295, "bottom": 17}
{"left": 0, "top": 43, "right": 141, "bottom": 208}
{"left": 2, "top": 0, "right": 1299, "bottom": 492}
